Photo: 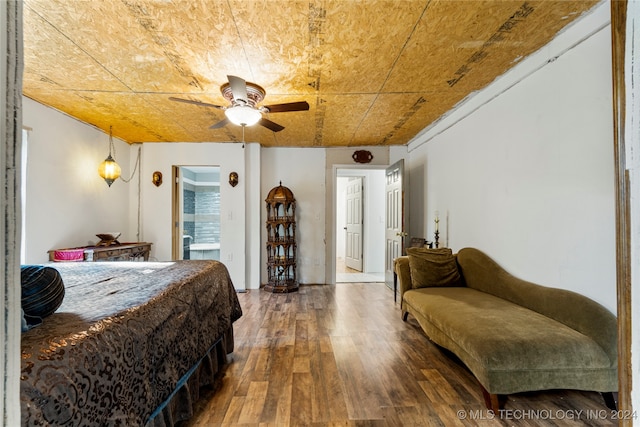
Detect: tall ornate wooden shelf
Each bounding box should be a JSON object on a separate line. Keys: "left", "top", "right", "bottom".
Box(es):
{"left": 265, "top": 182, "right": 298, "bottom": 293}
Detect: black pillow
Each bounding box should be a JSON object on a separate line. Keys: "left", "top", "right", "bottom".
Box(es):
{"left": 21, "top": 265, "right": 65, "bottom": 327}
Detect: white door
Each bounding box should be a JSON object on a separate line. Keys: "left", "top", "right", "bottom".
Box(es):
{"left": 345, "top": 177, "right": 363, "bottom": 271}
{"left": 385, "top": 160, "right": 405, "bottom": 291}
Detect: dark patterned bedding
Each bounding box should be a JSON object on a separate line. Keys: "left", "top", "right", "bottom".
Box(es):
{"left": 20, "top": 260, "right": 242, "bottom": 426}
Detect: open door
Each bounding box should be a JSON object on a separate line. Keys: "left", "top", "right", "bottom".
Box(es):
{"left": 385, "top": 160, "right": 406, "bottom": 293}
{"left": 345, "top": 177, "right": 364, "bottom": 271}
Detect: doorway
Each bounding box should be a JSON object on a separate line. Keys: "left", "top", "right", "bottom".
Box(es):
{"left": 172, "top": 166, "right": 221, "bottom": 261}
{"left": 335, "top": 168, "right": 385, "bottom": 283}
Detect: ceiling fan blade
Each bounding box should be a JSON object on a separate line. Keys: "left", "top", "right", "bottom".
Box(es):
{"left": 169, "top": 97, "right": 225, "bottom": 110}
{"left": 227, "top": 75, "right": 249, "bottom": 103}
{"left": 258, "top": 118, "right": 285, "bottom": 132}
{"left": 209, "top": 118, "right": 230, "bottom": 129}
{"left": 263, "top": 101, "right": 310, "bottom": 113}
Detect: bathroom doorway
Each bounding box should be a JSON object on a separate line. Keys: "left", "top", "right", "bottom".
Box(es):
{"left": 172, "top": 166, "right": 221, "bottom": 261}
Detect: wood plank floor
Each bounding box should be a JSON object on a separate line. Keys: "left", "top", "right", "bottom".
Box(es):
{"left": 184, "top": 283, "right": 617, "bottom": 426}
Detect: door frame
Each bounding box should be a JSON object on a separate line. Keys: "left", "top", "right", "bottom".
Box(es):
{"left": 329, "top": 164, "right": 387, "bottom": 285}
{"left": 171, "top": 166, "right": 183, "bottom": 260}
{"left": 171, "top": 165, "right": 222, "bottom": 261}
{"left": 611, "top": 0, "right": 634, "bottom": 416}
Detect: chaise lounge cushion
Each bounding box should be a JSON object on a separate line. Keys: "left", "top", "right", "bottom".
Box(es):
{"left": 406, "top": 247, "right": 463, "bottom": 289}
{"left": 396, "top": 247, "right": 618, "bottom": 406}
{"left": 402, "top": 286, "right": 615, "bottom": 394}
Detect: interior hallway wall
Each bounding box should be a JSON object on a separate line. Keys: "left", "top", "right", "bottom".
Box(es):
{"left": 261, "top": 147, "right": 326, "bottom": 285}
{"left": 139, "top": 142, "right": 247, "bottom": 290}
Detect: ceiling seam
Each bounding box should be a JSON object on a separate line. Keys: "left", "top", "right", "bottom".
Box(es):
{"left": 26, "top": 4, "right": 201, "bottom": 143}
{"left": 348, "top": 0, "right": 434, "bottom": 145}
{"left": 226, "top": 0, "right": 254, "bottom": 80}
{"left": 226, "top": 0, "right": 279, "bottom": 146}
{"left": 25, "top": 6, "right": 136, "bottom": 95}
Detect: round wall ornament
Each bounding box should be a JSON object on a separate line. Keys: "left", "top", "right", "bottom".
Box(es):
{"left": 352, "top": 150, "right": 373, "bottom": 163}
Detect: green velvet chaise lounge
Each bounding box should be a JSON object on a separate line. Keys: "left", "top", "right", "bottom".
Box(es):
{"left": 395, "top": 247, "right": 618, "bottom": 412}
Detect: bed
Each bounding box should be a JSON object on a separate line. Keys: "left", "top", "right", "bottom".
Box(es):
{"left": 20, "top": 260, "right": 243, "bottom": 426}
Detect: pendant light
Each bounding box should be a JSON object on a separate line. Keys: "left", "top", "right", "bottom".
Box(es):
{"left": 98, "top": 126, "right": 121, "bottom": 187}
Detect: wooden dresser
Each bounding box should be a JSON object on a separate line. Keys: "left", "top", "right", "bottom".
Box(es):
{"left": 48, "top": 242, "right": 152, "bottom": 262}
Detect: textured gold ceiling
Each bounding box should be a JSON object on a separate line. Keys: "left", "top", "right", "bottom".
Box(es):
{"left": 22, "top": 0, "right": 599, "bottom": 147}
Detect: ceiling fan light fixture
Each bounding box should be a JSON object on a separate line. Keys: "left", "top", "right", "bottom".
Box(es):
{"left": 225, "top": 105, "right": 262, "bottom": 127}
{"left": 170, "top": 76, "right": 306, "bottom": 132}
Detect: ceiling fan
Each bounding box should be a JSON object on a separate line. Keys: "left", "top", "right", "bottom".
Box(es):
{"left": 169, "top": 75, "right": 309, "bottom": 132}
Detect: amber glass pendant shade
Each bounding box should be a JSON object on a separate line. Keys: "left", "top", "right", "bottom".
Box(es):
{"left": 98, "top": 126, "right": 122, "bottom": 187}
{"left": 98, "top": 154, "right": 121, "bottom": 187}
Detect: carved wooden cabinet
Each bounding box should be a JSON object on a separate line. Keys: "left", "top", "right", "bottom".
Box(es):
{"left": 265, "top": 182, "right": 298, "bottom": 293}
{"left": 48, "top": 242, "right": 152, "bottom": 262}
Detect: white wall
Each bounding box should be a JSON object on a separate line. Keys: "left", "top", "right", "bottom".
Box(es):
{"left": 364, "top": 170, "right": 386, "bottom": 272}
{"left": 336, "top": 177, "right": 348, "bottom": 260}
{"left": 139, "top": 142, "right": 248, "bottom": 290}
{"left": 261, "top": 147, "right": 326, "bottom": 284}
{"left": 22, "top": 98, "right": 132, "bottom": 263}
{"left": 244, "top": 143, "right": 262, "bottom": 290}
{"left": 407, "top": 6, "right": 616, "bottom": 312}
{"left": 19, "top": 103, "right": 259, "bottom": 291}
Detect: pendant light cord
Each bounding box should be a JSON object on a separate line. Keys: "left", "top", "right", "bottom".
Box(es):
{"left": 107, "top": 126, "right": 139, "bottom": 183}
{"left": 108, "top": 125, "right": 116, "bottom": 157}
{"left": 121, "top": 145, "right": 142, "bottom": 241}
{"left": 106, "top": 128, "right": 142, "bottom": 240}
{"left": 120, "top": 145, "right": 141, "bottom": 183}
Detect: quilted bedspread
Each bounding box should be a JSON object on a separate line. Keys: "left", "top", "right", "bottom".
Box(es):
{"left": 20, "top": 260, "right": 242, "bottom": 426}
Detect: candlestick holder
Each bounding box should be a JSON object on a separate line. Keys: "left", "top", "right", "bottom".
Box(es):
{"left": 434, "top": 230, "right": 440, "bottom": 248}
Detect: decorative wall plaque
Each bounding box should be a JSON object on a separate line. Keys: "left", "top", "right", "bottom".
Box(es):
{"left": 352, "top": 150, "right": 373, "bottom": 163}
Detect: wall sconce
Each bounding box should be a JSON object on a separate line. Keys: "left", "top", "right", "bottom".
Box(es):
{"left": 152, "top": 171, "right": 163, "bottom": 187}
{"left": 97, "top": 126, "right": 121, "bottom": 187}
{"left": 229, "top": 172, "right": 239, "bottom": 187}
